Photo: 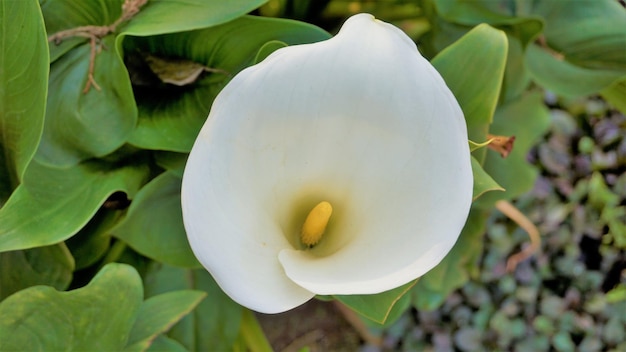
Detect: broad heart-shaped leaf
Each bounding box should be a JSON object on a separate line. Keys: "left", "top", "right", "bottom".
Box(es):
{"left": 143, "top": 263, "right": 243, "bottom": 352}
{"left": 333, "top": 280, "right": 417, "bottom": 325}
{"left": 112, "top": 172, "right": 200, "bottom": 268}
{"left": 42, "top": 0, "right": 124, "bottom": 62}
{"left": 524, "top": 0, "right": 626, "bottom": 97}
{"left": 502, "top": 33, "right": 533, "bottom": 103}
{"left": 154, "top": 151, "right": 187, "bottom": 178}
{"left": 147, "top": 336, "right": 188, "bottom": 352}
{"left": 120, "top": 0, "right": 267, "bottom": 36}
{"left": 433, "top": 0, "right": 543, "bottom": 43}
{"left": 434, "top": 0, "right": 521, "bottom": 24}
{"left": 254, "top": 40, "right": 288, "bottom": 64}
{"left": 476, "top": 91, "right": 550, "bottom": 208}
{"left": 0, "top": 263, "right": 142, "bottom": 351}
{"left": 0, "top": 158, "right": 149, "bottom": 253}
{"left": 431, "top": 24, "right": 508, "bottom": 152}
{"left": 412, "top": 208, "right": 487, "bottom": 311}
{"left": 525, "top": 44, "right": 626, "bottom": 98}
{"left": 123, "top": 15, "right": 330, "bottom": 152}
{"left": 35, "top": 34, "right": 137, "bottom": 167}
{"left": 65, "top": 207, "right": 123, "bottom": 270}
{"left": 43, "top": 0, "right": 265, "bottom": 63}
{"left": 602, "top": 78, "right": 626, "bottom": 115}
{"left": 0, "top": 243, "right": 74, "bottom": 301}
{"left": 125, "top": 290, "right": 207, "bottom": 352}
{"left": 422, "top": 1, "right": 541, "bottom": 56}
{"left": 530, "top": 0, "right": 626, "bottom": 70}
{"left": 0, "top": 0, "right": 48, "bottom": 200}
{"left": 471, "top": 156, "right": 504, "bottom": 201}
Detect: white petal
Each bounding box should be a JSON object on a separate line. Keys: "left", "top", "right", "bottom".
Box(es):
{"left": 182, "top": 134, "right": 315, "bottom": 313}
{"left": 275, "top": 14, "right": 473, "bottom": 295}
{"left": 182, "top": 13, "right": 472, "bottom": 312}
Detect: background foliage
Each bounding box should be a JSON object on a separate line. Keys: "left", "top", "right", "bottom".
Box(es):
{"left": 1, "top": 0, "right": 624, "bottom": 350}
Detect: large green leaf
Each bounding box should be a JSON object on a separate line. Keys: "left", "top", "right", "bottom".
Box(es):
{"left": 65, "top": 207, "right": 123, "bottom": 270}
{"left": 0, "top": 263, "right": 143, "bottom": 350}
{"left": 531, "top": 0, "right": 626, "bottom": 70}
{"left": 524, "top": 0, "right": 626, "bottom": 97}
{"left": 426, "top": 0, "right": 541, "bottom": 50}
{"left": 431, "top": 24, "right": 508, "bottom": 149}
{"left": 0, "top": 243, "right": 74, "bottom": 301}
{"left": 124, "top": 15, "right": 330, "bottom": 152}
{"left": 434, "top": 0, "right": 518, "bottom": 24}
{"left": 43, "top": 0, "right": 266, "bottom": 62}
{"left": 501, "top": 33, "right": 532, "bottom": 102}
{"left": 0, "top": 158, "right": 149, "bottom": 253}
{"left": 477, "top": 91, "right": 550, "bottom": 207}
{"left": 42, "top": 0, "right": 124, "bottom": 62}
{"left": 434, "top": 0, "right": 542, "bottom": 32}
{"left": 113, "top": 172, "right": 200, "bottom": 268}
{"left": 35, "top": 34, "right": 137, "bottom": 167}
{"left": 601, "top": 78, "right": 626, "bottom": 115}
{"left": 120, "top": 0, "right": 267, "bottom": 36}
{"left": 125, "top": 290, "right": 207, "bottom": 352}
{"left": 143, "top": 263, "right": 243, "bottom": 351}
{"left": 412, "top": 208, "right": 487, "bottom": 310}
{"left": 154, "top": 151, "right": 187, "bottom": 178}
{"left": 147, "top": 336, "right": 188, "bottom": 352}
{"left": 334, "top": 280, "right": 417, "bottom": 325}
{"left": 525, "top": 44, "right": 626, "bottom": 98}
{"left": 0, "top": 0, "right": 48, "bottom": 200}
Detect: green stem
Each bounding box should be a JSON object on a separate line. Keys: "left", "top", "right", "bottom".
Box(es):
{"left": 240, "top": 309, "right": 274, "bottom": 352}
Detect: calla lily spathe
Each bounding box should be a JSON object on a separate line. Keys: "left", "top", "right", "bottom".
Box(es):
{"left": 181, "top": 14, "right": 473, "bottom": 314}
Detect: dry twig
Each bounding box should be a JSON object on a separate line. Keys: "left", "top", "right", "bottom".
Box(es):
{"left": 47, "top": 0, "right": 148, "bottom": 93}
{"left": 495, "top": 200, "right": 541, "bottom": 272}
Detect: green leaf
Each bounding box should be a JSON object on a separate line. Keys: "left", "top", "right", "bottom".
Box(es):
{"left": 65, "top": 208, "right": 123, "bottom": 270}
{"left": 143, "top": 263, "right": 243, "bottom": 352}
{"left": 333, "top": 280, "right": 417, "bottom": 324}
{"left": 502, "top": 33, "right": 533, "bottom": 102}
{"left": 525, "top": 1, "right": 626, "bottom": 96}
{"left": 42, "top": 0, "right": 124, "bottom": 62}
{"left": 426, "top": 0, "right": 541, "bottom": 51}
{"left": 120, "top": 0, "right": 267, "bottom": 36}
{"left": 432, "top": 24, "right": 508, "bottom": 150}
{"left": 0, "top": 0, "right": 48, "bottom": 199}
{"left": 434, "top": 0, "right": 530, "bottom": 25}
{"left": 240, "top": 308, "right": 274, "bottom": 352}
{"left": 477, "top": 92, "right": 550, "bottom": 207}
{"left": 412, "top": 208, "right": 487, "bottom": 310}
{"left": 471, "top": 156, "right": 504, "bottom": 201}
{"left": 113, "top": 172, "right": 200, "bottom": 268}
{"left": 588, "top": 172, "right": 620, "bottom": 208}
{"left": 601, "top": 78, "right": 626, "bottom": 115}
{"left": 125, "top": 290, "right": 207, "bottom": 352}
{"left": 0, "top": 263, "right": 143, "bottom": 351}
{"left": 147, "top": 335, "right": 189, "bottom": 352}
{"left": 531, "top": 0, "right": 626, "bottom": 70}
{"left": 154, "top": 151, "right": 187, "bottom": 178}
{"left": 124, "top": 15, "right": 330, "bottom": 152}
{"left": 254, "top": 40, "right": 288, "bottom": 64}
{"left": 0, "top": 158, "right": 149, "bottom": 253}
{"left": 606, "top": 284, "right": 626, "bottom": 303}
{"left": 525, "top": 44, "right": 626, "bottom": 98}
{"left": 36, "top": 35, "right": 137, "bottom": 167}
{"left": 0, "top": 243, "right": 74, "bottom": 301}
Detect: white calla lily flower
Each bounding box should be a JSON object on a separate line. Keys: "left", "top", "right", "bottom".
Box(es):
{"left": 182, "top": 13, "right": 473, "bottom": 314}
